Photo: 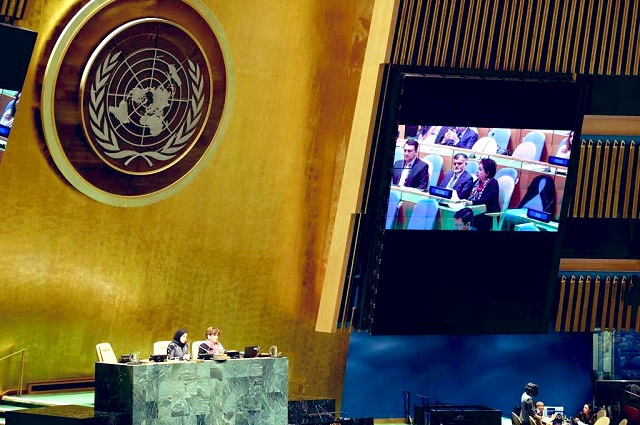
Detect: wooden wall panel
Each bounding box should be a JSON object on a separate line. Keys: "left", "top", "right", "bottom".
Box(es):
{"left": 391, "top": 0, "right": 640, "bottom": 75}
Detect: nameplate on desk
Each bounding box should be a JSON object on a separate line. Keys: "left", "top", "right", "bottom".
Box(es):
{"left": 548, "top": 155, "right": 569, "bottom": 167}
{"left": 429, "top": 186, "right": 453, "bottom": 199}
{"left": 527, "top": 208, "right": 551, "bottom": 223}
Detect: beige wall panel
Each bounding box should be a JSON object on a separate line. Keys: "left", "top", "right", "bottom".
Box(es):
{"left": 0, "top": 0, "right": 374, "bottom": 404}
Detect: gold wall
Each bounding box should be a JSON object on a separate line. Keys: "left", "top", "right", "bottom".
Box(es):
{"left": 0, "top": 0, "right": 374, "bottom": 403}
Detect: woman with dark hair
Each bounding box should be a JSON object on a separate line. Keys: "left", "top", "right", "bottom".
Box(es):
{"left": 556, "top": 131, "right": 573, "bottom": 159}
{"left": 572, "top": 404, "right": 595, "bottom": 425}
{"left": 465, "top": 158, "right": 500, "bottom": 231}
{"left": 167, "top": 329, "right": 191, "bottom": 360}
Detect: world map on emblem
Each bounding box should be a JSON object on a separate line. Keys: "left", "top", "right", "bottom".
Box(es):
{"left": 81, "top": 20, "right": 212, "bottom": 175}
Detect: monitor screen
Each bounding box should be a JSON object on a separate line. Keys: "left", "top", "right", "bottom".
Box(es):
{"left": 348, "top": 68, "right": 586, "bottom": 335}
{"left": 0, "top": 89, "right": 20, "bottom": 153}
{"left": 0, "top": 24, "right": 36, "bottom": 160}
{"left": 387, "top": 126, "right": 573, "bottom": 232}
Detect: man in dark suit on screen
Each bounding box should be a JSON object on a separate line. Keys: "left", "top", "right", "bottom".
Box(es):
{"left": 437, "top": 152, "right": 474, "bottom": 199}
{"left": 392, "top": 139, "right": 430, "bottom": 191}
{"left": 435, "top": 126, "right": 478, "bottom": 150}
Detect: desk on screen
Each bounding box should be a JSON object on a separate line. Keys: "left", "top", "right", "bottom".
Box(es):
{"left": 390, "top": 186, "right": 486, "bottom": 230}
{"left": 501, "top": 208, "right": 560, "bottom": 231}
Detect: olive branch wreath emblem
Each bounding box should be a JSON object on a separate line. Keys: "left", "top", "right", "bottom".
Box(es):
{"left": 88, "top": 51, "right": 205, "bottom": 167}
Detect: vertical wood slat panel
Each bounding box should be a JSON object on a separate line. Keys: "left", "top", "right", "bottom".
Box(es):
{"left": 624, "top": 2, "right": 638, "bottom": 75}
{"left": 555, "top": 0, "right": 571, "bottom": 73}
{"left": 416, "top": 0, "right": 434, "bottom": 66}
{"left": 555, "top": 274, "right": 640, "bottom": 333}
{"left": 438, "top": 0, "right": 457, "bottom": 66}
{"left": 608, "top": 1, "right": 622, "bottom": 75}
{"left": 561, "top": 2, "right": 577, "bottom": 73}
{"left": 462, "top": 0, "right": 479, "bottom": 68}
{"left": 568, "top": 138, "right": 640, "bottom": 219}
{"left": 598, "top": 1, "right": 614, "bottom": 75}
{"left": 617, "top": 2, "right": 631, "bottom": 75}
{"left": 518, "top": 0, "right": 533, "bottom": 71}
{"left": 391, "top": 0, "right": 640, "bottom": 76}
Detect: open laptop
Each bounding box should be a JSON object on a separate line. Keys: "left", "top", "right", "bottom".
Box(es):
{"left": 243, "top": 345, "right": 260, "bottom": 358}
{"left": 543, "top": 406, "right": 564, "bottom": 418}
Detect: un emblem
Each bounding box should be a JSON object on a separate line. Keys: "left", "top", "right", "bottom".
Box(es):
{"left": 81, "top": 19, "right": 210, "bottom": 174}
{"left": 40, "top": 0, "right": 232, "bottom": 205}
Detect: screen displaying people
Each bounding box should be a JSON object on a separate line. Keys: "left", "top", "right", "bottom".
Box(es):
{"left": 386, "top": 124, "right": 573, "bottom": 232}
{"left": 0, "top": 89, "right": 22, "bottom": 158}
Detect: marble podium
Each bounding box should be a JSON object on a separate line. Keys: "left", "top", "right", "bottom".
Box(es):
{"left": 95, "top": 357, "right": 288, "bottom": 425}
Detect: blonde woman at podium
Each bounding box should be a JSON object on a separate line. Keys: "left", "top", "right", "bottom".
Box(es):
{"left": 199, "top": 327, "right": 225, "bottom": 356}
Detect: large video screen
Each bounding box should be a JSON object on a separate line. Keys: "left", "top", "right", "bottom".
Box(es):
{"left": 387, "top": 125, "right": 573, "bottom": 232}
{"left": 0, "top": 89, "right": 21, "bottom": 150}
{"left": 349, "top": 68, "right": 586, "bottom": 335}
{"left": 0, "top": 23, "right": 37, "bottom": 161}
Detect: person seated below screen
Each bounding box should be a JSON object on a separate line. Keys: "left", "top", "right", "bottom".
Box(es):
{"left": 556, "top": 131, "right": 573, "bottom": 159}
{"left": 535, "top": 402, "right": 545, "bottom": 417}
{"left": 167, "top": 328, "right": 191, "bottom": 360}
{"left": 572, "top": 403, "right": 595, "bottom": 425}
{"left": 198, "top": 327, "right": 225, "bottom": 356}
{"left": 438, "top": 152, "right": 474, "bottom": 199}
{"left": 391, "top": 138, "right": 430, "bottom": 191}
{"left": 435, "top": 126, "right": 478, "bottom": 149}
{"left": 453, "top": 207, "right": 476, "bottom": 230}
{"left": 464, "top": 158, "right": 500, "bottom": 231}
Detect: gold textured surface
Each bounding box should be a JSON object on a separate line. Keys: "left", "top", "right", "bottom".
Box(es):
{"left": 0, "top": 0, "right": 374, "bottom": 406}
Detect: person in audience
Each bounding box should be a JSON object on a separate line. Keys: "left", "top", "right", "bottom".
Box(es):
{"left": 392, "top": 138, "right": 430, "bottom": 191}
{"left": 536, "top": 402, "right": 545, "bottom": 416}
{"left": 436, "top": 126, "right": 478, "bottom": 149}
{"left": 453, "top": 207, "right": 476, "bottom": 230}
{"left": 465, "top": 158, "right": 500, "bottom": 231}
{"left": 519, "top": 382, "right": 542, "bottom": 425}
{"left": 198, "top": 327, "right": 225, "bottom": 356}
{"left": 438, "top": 152, "right": 474, "bottom": 199}
{"left": 167, "top": 328, "right": 191, "bottom": 360}
{"left": 556, "top": 131, "right": 573, "bottom": 159}
{"left": 572, "top": 403, "right": 595, "bottom": 425}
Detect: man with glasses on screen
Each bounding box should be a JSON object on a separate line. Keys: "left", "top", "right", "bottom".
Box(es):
{"left": 437, "top": 152, "right": 474, "bottom": 199}
{"left": 392, "top": 139, "right": 430, "bottom": 191}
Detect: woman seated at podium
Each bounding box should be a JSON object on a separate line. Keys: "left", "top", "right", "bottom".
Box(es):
{"left": 167, "top": 329, "right": 191, "bottom": 360}
{"left": 465, "top": 158, "right": 500, "bottom": 231}
{"left": 199, "top": 327, "right": 225, "bottom": 356}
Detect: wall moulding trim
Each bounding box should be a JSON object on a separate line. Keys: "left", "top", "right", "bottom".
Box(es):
{"left": 560, "top": 258, "right": 640, "bottom": 272}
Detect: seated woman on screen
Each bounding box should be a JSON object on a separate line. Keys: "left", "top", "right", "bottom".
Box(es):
{"left": 464, "top": 158, "right": 500, "bottom": 231}
{"left": 0, "top": 93, "right": 19, "bottom": 128}
{"left": 167, "top": 328, "right": 191, "bottom": 360}
{"left": 556, "top": 131, "right": 573, "bottom": 159}
{"left": 198, "top": 327, "right": 225, "bottom": 356}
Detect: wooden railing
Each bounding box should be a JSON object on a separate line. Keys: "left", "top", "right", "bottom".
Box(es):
{"left": 0, "top": 349, "right": 26, "bottom": 395}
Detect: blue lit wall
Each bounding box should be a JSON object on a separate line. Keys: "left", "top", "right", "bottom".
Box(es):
{"left": 341, "top": 331, "right": 593, "bottom": 420}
